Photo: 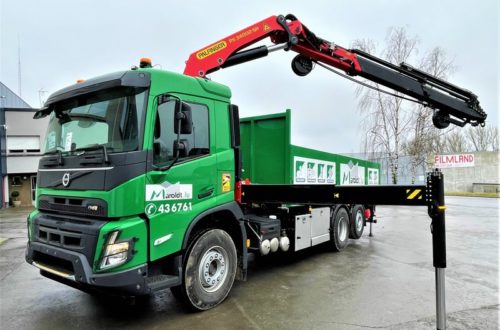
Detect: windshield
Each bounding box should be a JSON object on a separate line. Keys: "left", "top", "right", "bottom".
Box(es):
{"left": 43, "top": 88, "right": 148, "bottom": 155}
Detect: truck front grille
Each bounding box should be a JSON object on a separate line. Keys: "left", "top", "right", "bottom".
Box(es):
{"left": 39, "top": 196, "right": 107, "bottom": 217}
{"left": 33, "top": 213, "right": 104, "bottom": 268}
{"left": 37, "top": 225, "right": 82, "bottom": 248}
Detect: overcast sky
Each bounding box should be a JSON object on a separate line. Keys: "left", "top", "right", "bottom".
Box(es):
{"left": 1, "top": 0, "right": 498, "bottom": 153}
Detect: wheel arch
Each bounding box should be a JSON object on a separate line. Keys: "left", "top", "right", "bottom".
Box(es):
{"left": 182, "top": 202, "right": 247, "bottom": 281}
{"left": 331, "top": 204, "right": 350, "bottom": 219}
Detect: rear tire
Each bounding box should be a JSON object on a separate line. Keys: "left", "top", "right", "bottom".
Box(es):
{"left": 349, "top": 205, "right": 365, "bottom": 239}
{"left": 331, "top": 208, "right": 349, "bottom": 252}
{"left": 171, "top": 229, "right": 237, "bottom": 311}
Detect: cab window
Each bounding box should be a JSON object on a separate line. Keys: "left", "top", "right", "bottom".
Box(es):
{"left": 153, "top": 100, "right": 209, "bottom": 166}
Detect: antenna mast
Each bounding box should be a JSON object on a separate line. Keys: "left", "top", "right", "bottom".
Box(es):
{"left": 18, "top": 35, "right": 22, "bottom": 98}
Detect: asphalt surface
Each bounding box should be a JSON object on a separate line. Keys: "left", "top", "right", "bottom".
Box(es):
{"left": 0, "top": 196, "right": 498, "bottom": 329}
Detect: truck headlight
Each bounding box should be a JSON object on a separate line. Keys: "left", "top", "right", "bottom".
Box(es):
{"left": 99, "top": 231, "right": 133, "bottom": 270}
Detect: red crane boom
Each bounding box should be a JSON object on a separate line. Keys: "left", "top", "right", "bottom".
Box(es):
{"left": 184, "top": 14, "right": 486, "bottom": 129}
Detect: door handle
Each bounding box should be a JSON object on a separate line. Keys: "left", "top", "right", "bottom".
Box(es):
{"left": 198, "top": 186, "right": 215, "bottom": 199}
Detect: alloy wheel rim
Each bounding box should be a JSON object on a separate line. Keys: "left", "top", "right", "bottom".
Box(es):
{"left": 339, "top": 216, "right": 348, "bottom": 242}
{"left": 355, "top": 211, "right": 364, "bottom": 232}
{"left": 198, "top": 246, "right": 228, "bottom": 293}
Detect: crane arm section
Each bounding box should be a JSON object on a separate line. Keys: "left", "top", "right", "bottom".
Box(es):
{"left": 184, "top": 14, "right": 486, "bottom": 128}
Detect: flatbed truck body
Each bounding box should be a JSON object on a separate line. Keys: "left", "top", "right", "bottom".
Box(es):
{"left": 240, "top": 110, "right": 380, "bottom": 186}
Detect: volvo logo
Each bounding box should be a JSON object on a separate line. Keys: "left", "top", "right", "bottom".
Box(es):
{"left": 62, "top": 173, "right": 71, "bottom": 187}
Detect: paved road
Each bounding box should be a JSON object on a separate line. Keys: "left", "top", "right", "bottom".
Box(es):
{"left": 0, "top": 197, "right": 498, "bottom": 329}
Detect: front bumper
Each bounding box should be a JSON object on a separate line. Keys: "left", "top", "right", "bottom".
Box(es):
{"left": 26, "top": 242, "right": 149, "bottom": 295}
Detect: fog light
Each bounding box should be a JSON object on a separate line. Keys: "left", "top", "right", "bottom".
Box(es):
{"left": 99, "top": 231, "right": 132, "bottom": 270}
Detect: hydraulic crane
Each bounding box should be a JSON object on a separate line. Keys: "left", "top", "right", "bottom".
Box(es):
{"left": 184, "top": 14, "right": 486, "bottom": 129}
{"left": 183, "top": 14, "right": 488, "bottom": 330}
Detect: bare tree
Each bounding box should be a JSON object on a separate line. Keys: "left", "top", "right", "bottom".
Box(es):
{"left": 353, "top": 27, "right": 455, "bottom": 184}
{"left": 465, "top": 125, "right": 499, "bottom": 151}
{"left": 466, "top": 126, "right": 489, "bottom": 151}
{"left": 443, "top": 130, "right": 470, "bottom": 153}
{"left": 404, "top": 131, "right": 440, "bottom": 182}
{"left": 491, "top": 127, "right": 499, "bottom": 151}
{"left": 404, "top": 47, "right": 455, "bottom": 182}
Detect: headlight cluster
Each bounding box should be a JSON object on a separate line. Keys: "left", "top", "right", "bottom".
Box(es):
{"left": 99, "top": 231, "right": 133, "bottom": 270}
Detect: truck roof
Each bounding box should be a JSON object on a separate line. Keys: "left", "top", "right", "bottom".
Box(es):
{"left": 42, "top": 68, "right": 232, "bottom": 110}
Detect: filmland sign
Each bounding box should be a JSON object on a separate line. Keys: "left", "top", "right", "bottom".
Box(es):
{"left": 434, "top": 154, "right": 475, "bottom": 168}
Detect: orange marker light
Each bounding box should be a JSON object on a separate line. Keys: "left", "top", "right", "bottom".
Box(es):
{"left": 76, "top": 79, "right": 85, "bottom": 83}
{"left": 139, "top": 57, "right": 152, "bottom": 68}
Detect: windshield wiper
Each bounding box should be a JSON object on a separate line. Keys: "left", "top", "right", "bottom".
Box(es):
{"left": 43, "top": 149, "right": 64, "bottom": 166}
{"left": 73, "top": 144, "right": 110, "bottom": 164}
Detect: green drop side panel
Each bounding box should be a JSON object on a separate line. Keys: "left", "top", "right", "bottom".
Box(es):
{"left": 240, "top": 110, "right": 291, "bottom": 184}
{"left": 240, "top": 109, "right": 380, "bottom": 185}
{"left": 290, "top": 146, "right": 381, "bottom": 185}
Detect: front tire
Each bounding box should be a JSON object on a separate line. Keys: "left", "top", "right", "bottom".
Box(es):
{"left": 172, "top": 229, "right": 237, "bottom": 311}
{"left": 331, "top": 208, "right": 349, "bottom": 252}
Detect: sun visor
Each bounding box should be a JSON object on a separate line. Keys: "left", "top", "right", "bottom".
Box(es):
{"left": 34, "top": 71, "right": 151, "bottom": 119}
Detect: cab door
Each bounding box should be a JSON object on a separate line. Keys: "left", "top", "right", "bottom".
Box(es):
{"left": 145, "top": 94, "right": 217, "bottom": 261}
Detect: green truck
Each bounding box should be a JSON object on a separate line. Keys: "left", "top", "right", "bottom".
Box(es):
{"left": 25, "top": 67, "right": 378, "bottom": 309}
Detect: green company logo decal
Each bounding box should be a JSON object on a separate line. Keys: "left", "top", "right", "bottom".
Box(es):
{"left": 146, "top": 181, "right": 193, "bottom": 201}
{"left": 340, "top": 161, "right": 365, "bottom": 185}
{"left": 326, "top": 165, "right": 335, "bottom": 183}
{"left": 317, "top": 164, "right": 326, "bottom": 183}
{"left": 307, "top": 162, "right": 316, "bottom": 183}
{"left": 295, "top": 160, "right": 306, "bottom": 183}
{"left": 294, "top": 156, "right": 335, "bottom": 185}
{"left": 368, "top": 168, "right": 379, "bottom": 185}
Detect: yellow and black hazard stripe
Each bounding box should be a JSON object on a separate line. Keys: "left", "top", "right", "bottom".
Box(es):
{"left": 406, "top": 189, "right": 423, "bottom": 200}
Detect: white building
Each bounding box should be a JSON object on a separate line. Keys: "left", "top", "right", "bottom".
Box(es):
{"left": 1, "top": 82, "right": 49, "bottom": 207}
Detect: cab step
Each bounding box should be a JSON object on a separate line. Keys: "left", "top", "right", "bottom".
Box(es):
{"left": 146, "top": 274, "right": 181, "bottom": 291}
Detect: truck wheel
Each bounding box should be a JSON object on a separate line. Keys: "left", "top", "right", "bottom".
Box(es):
{"left": 349, "top": 205, "right": 365, "bottom": 239}
{"left": 331, "top": 208, "right": 349, "bottom": 252}
{"left": 172, "top": 229, "right": 237, "bottom": 311}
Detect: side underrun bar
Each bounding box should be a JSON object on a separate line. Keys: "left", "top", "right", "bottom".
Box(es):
{"left": 241, "top": 184, "right": 428, "bottom": 206}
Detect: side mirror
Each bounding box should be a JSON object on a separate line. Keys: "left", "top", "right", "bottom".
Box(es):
{"left": 33, "top": 109, "right": 49, "bottom": 119}
{"left": 174, "top": 101, "right": 193, "bottom": 134}
{"left": 173, "top": 139, "right": 189, "bottom": 158}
